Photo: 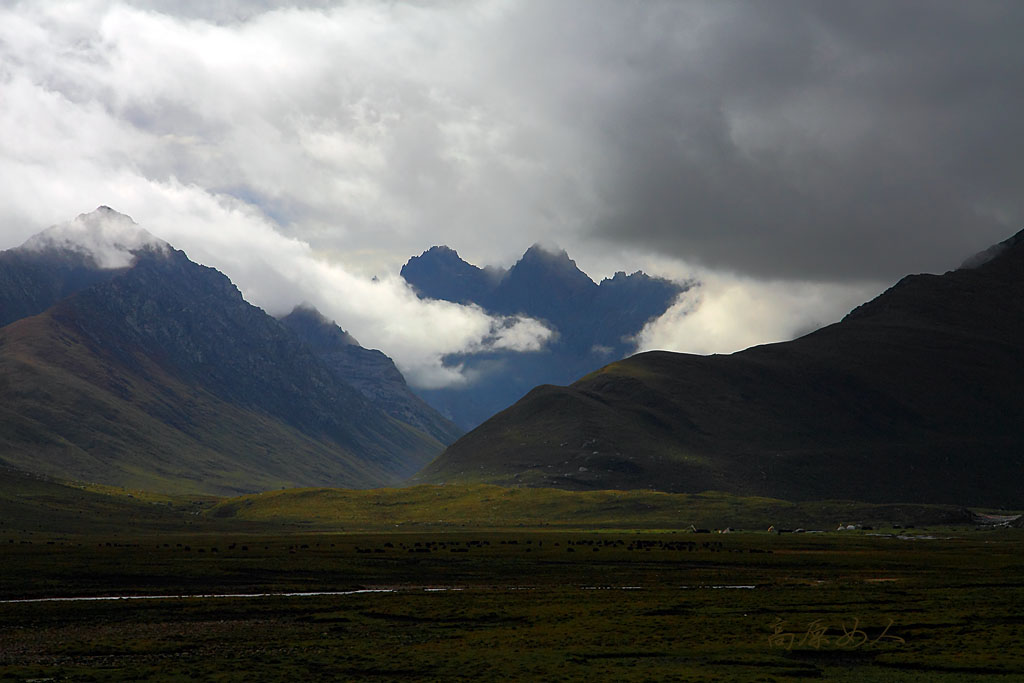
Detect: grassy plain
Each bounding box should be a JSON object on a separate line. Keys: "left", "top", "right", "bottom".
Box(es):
{"left": 2, "top": 473, "right": 1023, "bottom": 681}
{"left": 205, "top": 483, "right": 990, "bottom": 533}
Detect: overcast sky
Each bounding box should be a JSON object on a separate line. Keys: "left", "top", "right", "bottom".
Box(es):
{"left": 2, "top": 1, "right": 1022, "bottom": 386}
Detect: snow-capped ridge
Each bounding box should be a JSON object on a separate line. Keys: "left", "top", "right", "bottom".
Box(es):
{"left": 19, "top": 206, "right": 169, "bottom": 269}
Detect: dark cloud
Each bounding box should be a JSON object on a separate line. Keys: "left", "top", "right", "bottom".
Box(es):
{"left": 577, "top": 1, "right": 1024, "bottom": 280}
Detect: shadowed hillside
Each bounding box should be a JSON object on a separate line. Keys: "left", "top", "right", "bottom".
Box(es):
{"left": 279, "top": 305, "right": 462, "bottom": 445}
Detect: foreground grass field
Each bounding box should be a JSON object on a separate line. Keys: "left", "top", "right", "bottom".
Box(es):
{"left": 2, "top": 471, "right": 1023, "bottom": 680}
{"left": 3, "top": 528, "right": 1024, "bottom": 681}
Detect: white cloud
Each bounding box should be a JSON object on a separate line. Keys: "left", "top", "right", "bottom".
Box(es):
{"left": 636, "top": 272, "right": 881, "bottom": 356}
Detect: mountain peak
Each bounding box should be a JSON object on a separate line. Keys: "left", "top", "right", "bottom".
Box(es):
{"left": 425, "top": 245, "right": 462, "bottom": 260}
{"left": 507, "top": 243, "right": 596, "bottom": 294}
{"left": 401, "top": 245, "right": 495, "bottom": 305}
{"left": 520, "top": 243, "right": 576, "bottom": 267}
{"left": 19, "top": 206, "right": 169, "bottom": 269}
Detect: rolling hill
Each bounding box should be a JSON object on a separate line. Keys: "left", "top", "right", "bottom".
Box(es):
{"left": 416, "top": 230, "right": 1024, "bottom": 507}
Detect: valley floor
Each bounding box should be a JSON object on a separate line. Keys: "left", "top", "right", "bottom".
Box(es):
{"left": 2, "top": 528, "right": 1023, "bottom": 681}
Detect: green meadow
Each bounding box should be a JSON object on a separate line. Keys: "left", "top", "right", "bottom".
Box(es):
{"left": 205, "top": 484, "right": 980, "bottom": 531}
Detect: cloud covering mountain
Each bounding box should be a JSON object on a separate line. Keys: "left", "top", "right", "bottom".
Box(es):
{"left": 19, "top": 207, "right": 169, "bottom": 269}
{"left": 1, "top": 1, "right": 1020, "bottom": 378}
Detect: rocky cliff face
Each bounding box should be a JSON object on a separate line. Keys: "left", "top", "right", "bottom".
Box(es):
{"left": 279, "top": 306, "right": 462, "bottom": 445}
{"left": 0, "top": 249, "right": 121, "bottom": 327}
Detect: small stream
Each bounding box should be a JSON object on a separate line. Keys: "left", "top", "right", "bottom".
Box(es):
{"left": 0, "top": 589, "right": 396, "bottom": 605}
{"left": 0, "top": 584, "right": 757, "bottom": 605}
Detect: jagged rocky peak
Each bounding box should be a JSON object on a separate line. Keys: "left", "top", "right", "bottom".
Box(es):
{"left": 603, "top": 270, "right": 646, "bottom": 283}
{"left": 597, "top": 269, "right": 686, "bottom": 299}
{"left": 402, "top": 245, "right": 477, "bottom": 275}
{"left": 507, "top": 243, "right": 597, "bottom": 292}
{"left": 517, "top": 243, "right": 586, "bottom": 274}
{"left": 19, "top": 206, "right": 169, "bottom": 269}
{"left": 401, "top": 244, "right": 497, "bottom": 304}
{"left": 423, "top": 245, "right": 464, "bottom": 261}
